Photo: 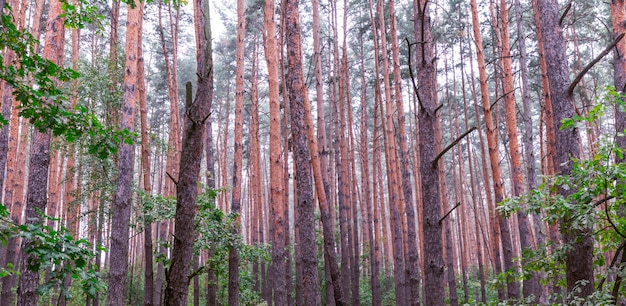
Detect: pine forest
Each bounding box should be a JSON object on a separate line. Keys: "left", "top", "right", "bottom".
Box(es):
{"left": 0, "top": 0, "right": 625, "bottom": 305}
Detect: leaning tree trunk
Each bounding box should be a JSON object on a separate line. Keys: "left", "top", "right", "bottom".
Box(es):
{"left": 164, "top": 81, "right": 210, "bottom": 305}
{"left": 163, "top": 0, "right": 213, "bottom": 300}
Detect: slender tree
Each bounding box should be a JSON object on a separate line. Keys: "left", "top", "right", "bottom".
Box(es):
{"left": 612, "top": 0, "right": 626, "bottom": 156}
{"left": 262, "top": 0, "right": 288, "bottom": 304}
{"left": 105, "top": 2, "right": 143, "bottom": 305}
{"left": 228, "top": 0, "right": 246, "bottom": 303}
{"left": 498, "top": 0, "right": 541, "bottom": 299}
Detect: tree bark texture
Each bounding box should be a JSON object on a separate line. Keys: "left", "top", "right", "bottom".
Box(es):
{"left": 612, "top": 0, "right": 626, "bottom": 157}
{"left": 15, "top": 0, "right": 63, "bottom": 303}
{"left": 105, "top": 2, "right": 142, "bottom": 305}
{"left": 535, "top": 0, "right": 593, "bottom": 299}
{"left": 285, "top": 0, "right": 322, "bottom": 304}
{"left": 414, "top": 1, "right": 445, "bottom": 304}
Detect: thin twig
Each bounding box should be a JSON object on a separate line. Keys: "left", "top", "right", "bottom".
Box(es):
{"left": 593, "top": 195, "right": 615, "bottom": 208}
{"left": 406, "top": 37, "right": 425, "bottom": 112}
{"left": 605, "top": 197, "right": 626, "bottom": 239}
{"left": 439, "top": 202, "right": 461, "bottom": 224}
{"left": 490, "top": 89, "right": 516, "bottom": 111}
{"left": 559, "top": 2, "right": 572, "bottom": 26}
{"left": 166, "top": 172, "right": 178, "bottom": 186}
{"left": 435, "top": 103, "right": 444, "bottom": 114}
{"left": 433, "top": 126, "right": 477, "bottom": 167}
{"left": 568, "top": 33, "right": 625, "bottom": 96}
{"left": 188, "top": 265, "right": 206, "bottom": 280}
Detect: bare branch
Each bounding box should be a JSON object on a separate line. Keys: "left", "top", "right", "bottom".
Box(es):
{"left": 559, "top": 2, "right": 572, "bottom": 27}
{"left": 434, "top": 103, "right": 444, "bottom": 114}
{"left": 433, "top": 126, "right": 477, "bottom": 167}
{"left": 406, "top": 37, "right": 425, "bottom": 112}
{"left": 439, "top": 202, "right": 461, "bottom": 224}
{"left": 568, "top": 33, "right": 625, "bottom": 96}
{"left": 166, "top": 172, "right": 178, "bottom": 186}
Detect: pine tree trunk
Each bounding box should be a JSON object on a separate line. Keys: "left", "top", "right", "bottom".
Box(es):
{"left": 105, "top": 2, "right": 142, "bottom": 305}
{"left": 262, "top": 0, "right": 287, "bottom": 304}
{"left": 284, "top": 0, "right": 322, "bottom": 303}
{"left": 357, "top": 31, "right": 381, "bottom": 306}
{"left": 164, "top": 80, "right": 209, "bottom": 305}
{"left": 611, "top": 0, "right": 626, "bottom": 158}
{"left": 16, "top": 0, "right": 65, "bottom": 303}
{"left": 442, "top": 59, "right": 459, "bottom": 306}
{"left": 385, "top": 1, "right": 421, "bottom": 303}
{"left": 414, "top": 1, "right": 445, "bottom": 304}
{"left": 138, "top": 8, "right": 154, "bottom": 303}
{"left": 157, "top": 0, "right": 181, "bottom": 200}
{"left": 227, "top": 0, "right": 246, "bottom": 303}
{"left": 535, "top": 0, "right": 593, "bottom": 299}
{"left": 498, "top": 0, "right": 541, "bottom": 300}
{"left": 531, "top": 0, "right": 555, "bottom": 178}
{"left": 469, "top": 0, "right": 512, "bottom": 299}
{"left": 376, "top": 0, "right": 407, "bottom": 302}
{"left": 311, "top": 1, "right": 345, "bottom": 304}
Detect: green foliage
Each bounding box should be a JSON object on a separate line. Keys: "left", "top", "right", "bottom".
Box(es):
{"left": 497, "top": 87, "right": 626, "bottom": 304}
{"left": 60, "top": 0, "right": 103, "bottom": 29}
{"left": 0, "top": 207, "right": 105, "bottom": 300}
{"left": 136, "top": 186, "right": 270, "bottom": 305}
{"left": 0, "top": 7, "right": 133, "bottom": 160}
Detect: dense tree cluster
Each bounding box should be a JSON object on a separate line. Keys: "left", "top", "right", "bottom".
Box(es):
{"left": 0, "top": 0, "right": 625, "bottom": 305}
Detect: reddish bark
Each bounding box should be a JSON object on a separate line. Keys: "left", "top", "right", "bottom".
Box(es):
{"left": 105, "top": 2, "right": 142, "bottom": 305}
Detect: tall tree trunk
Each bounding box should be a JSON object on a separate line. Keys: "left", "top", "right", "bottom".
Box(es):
{"left": 388, "top": 0, "right": 421, "bottom": 303}
{"left": 262, "top": 0, "right": 287, "bottom": 304}
{"left": 284, "top": 0, "right": 322, "bottom": 303}
{"left": 16, "top": 0, "right": 65, "bottom": 303}
{"left": 311, "top": 0, "right": 345, "bottom": 304}
{"left": 158, "top": 0, "right": 181, "bottom": 199}
{"left": 531, "top": 0, "right": 556, "bottom": 178}
{"left": 469, "top": 0, "right": 512, "bottom": 299}
{"left": 249, "top": 37, "right": 262, "bottom": 296}
{"left": 358, "top": 29, "right": 381, "bottom": 306}
{"left": 498, "top": 0, "right": 541, "bottom": 300}
{"left": 165, "top": 0, "right": 213, "bottom": 300}
{"left": 164, "top": 80, "right": 210, "bottom": 305}
{"left": 611, "top": 0, "right": 626, "bottom": 159}
{"left": 58, "top": 12, "right": 83, "bottom": 305}
{"left": 138, "top": 8, "right": 154, "bottom": 303}
{"left": 228, "top": 0, "right": 246, "bottom": 303}
{"left": 442, "top": 59, "right": 459, "bottom": 306}
{"left": 535, "top": 0, "right": 592, "bottom": 299}
{"left": 414, "top": 1, "right": 444, "bottom": 304}
{"left": 376, "top": 0, "right": 407, "bottom": 302}
{"left": 105, "top": 2, "right": 142, "bottom": 305}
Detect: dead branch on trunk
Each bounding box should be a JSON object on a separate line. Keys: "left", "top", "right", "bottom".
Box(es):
{"left": 568, "top": 33, "right": 625, "bottom": 96}
{"left": 433, "top": 126, "right": 477, "bottom": 167}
